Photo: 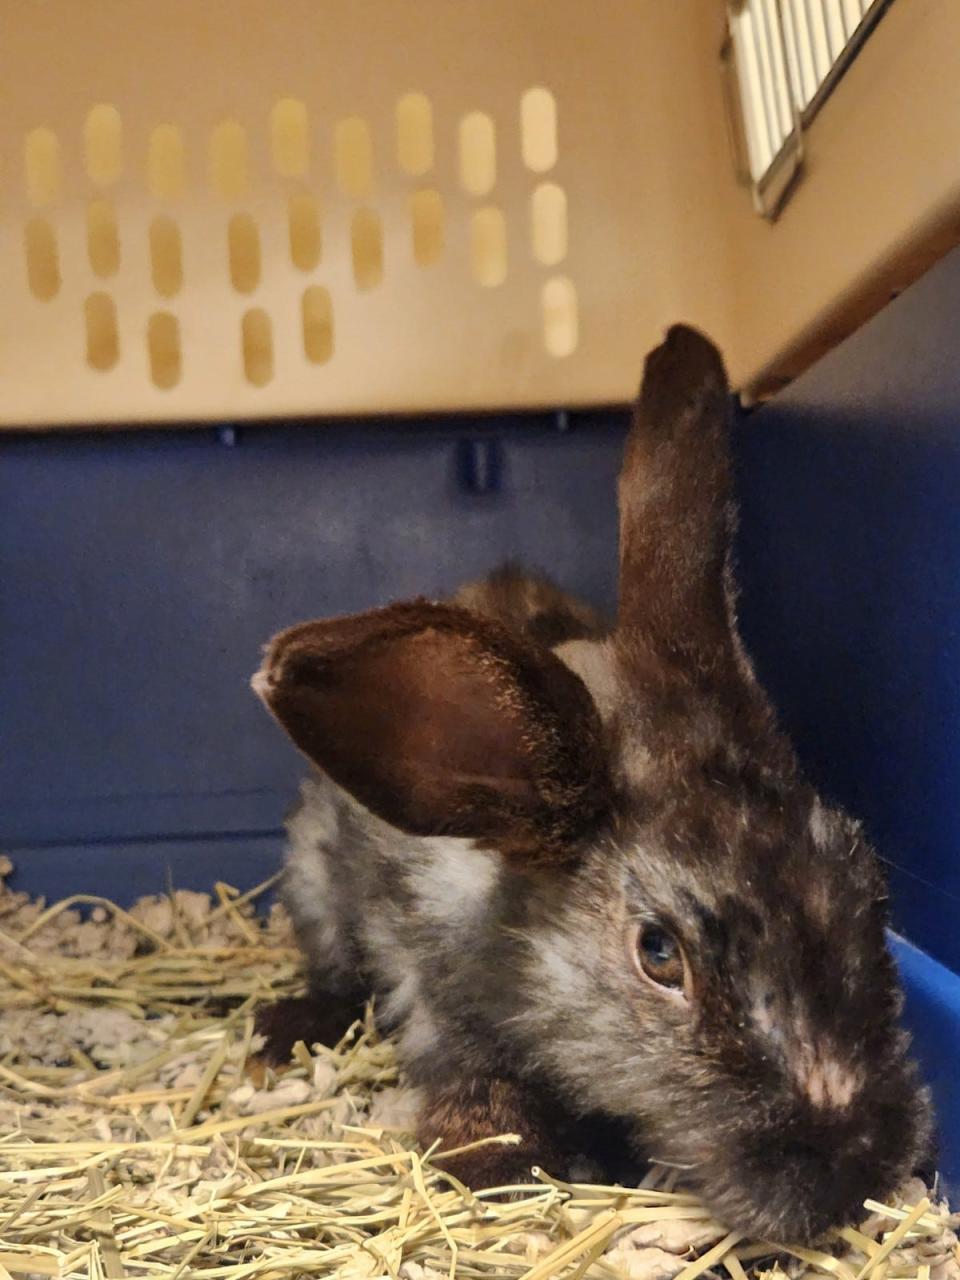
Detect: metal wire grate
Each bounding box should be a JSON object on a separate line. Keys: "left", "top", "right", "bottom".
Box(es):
{"left": 725, "top": 0, "right": 892, "bottom": 217}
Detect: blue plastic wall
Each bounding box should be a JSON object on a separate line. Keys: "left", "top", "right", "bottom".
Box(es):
{"left": 2, "top": 247, "right": 959, "bottom": 1186}
{"left": 0, "top": 415, "right": 624, "bottom": 899}
{"left": 735, "top": 251, "right": 960, "bottom": 979}
{"left": 732, "top": 247, "right": 960, "bottom": 1189}
{"left": 892, "top": 936, "right": 960, "bottom": 1192}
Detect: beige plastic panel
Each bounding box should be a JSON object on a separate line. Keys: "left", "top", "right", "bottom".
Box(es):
{"left": 0, "top": 0, "right": 736, "bottom": 428}
{"left": 717, "top": 0, "right": 960, "bottom": 400}
{"left": 4, "top": 1, "right": 960, "bottom": 428}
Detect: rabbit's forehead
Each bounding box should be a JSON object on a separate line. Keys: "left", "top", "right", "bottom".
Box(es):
{"left": 621, "top": 783, "right": 866, "bottom": 912}
{"left": 622, "top": 841, "right": 853, "bottom": 939}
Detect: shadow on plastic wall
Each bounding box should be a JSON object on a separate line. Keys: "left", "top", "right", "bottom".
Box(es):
{"left": 735, "top": 404, "right": 960, "bottom": 976}
{"left": 735, "top": 401, "right": 960, "bottom": 1192}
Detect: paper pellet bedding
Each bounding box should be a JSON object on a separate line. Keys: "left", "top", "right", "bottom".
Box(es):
{"left": 0, "top": 858, "right": 957, "bottom": 1280}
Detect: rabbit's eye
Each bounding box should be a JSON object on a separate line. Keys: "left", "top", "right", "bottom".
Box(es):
{"left": 635, "top": 925, "right": 686, "bottom": 993}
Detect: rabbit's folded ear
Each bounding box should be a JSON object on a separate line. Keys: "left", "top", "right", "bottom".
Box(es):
{"left": 253, "top": 601, "right": 611, "bottom": 862}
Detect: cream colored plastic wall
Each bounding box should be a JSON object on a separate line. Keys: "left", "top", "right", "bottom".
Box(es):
{"left": 4, "top": 1, "right": 960, "bottom": 429}
{"left": 716, "top": 0, "right": 960, "bottom": 401}
{"left": 0, "top": 0, "right": 735, "bottom": 428}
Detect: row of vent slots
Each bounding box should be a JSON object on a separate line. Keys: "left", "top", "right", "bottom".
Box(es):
{"left": 23, "top": 184, "right": 569, "bottom": 301}
{"left": 82, "top": 276, "right": 578, "bottom": 389}
{"left": 21, "top": 90, "right": 558, "bottom": 207}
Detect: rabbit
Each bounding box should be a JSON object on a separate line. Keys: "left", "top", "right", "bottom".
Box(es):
{"left": 251, "top": 324, "right": 932, "bottom": 1243}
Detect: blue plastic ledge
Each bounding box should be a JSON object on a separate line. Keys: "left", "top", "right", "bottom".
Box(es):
{"left": 891, "top": 933, "right": 960, "bottom": 1192}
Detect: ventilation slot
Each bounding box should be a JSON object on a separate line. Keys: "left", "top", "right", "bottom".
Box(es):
{"left": 396, "top": 93, "right": 434, "bottom": 176}
{"left": 411, "top": 190, "right": 444, "bottom": 267}
{"left": 459, "top": 112, "right": 496, "bottom": 196}
{"left": 228, "top": 214, "right": 261, "bottom": 294}
{"left": 150, "top": 217, "right": 183, "bottom": 298}
{"left": 242, "top": 308, "right": 273, "bottom": 386}
{"left": 148, "top": 312, "right": 181, "bottom": 389}
{"left": 85, "top": 293, "right": 119, "bottom": 371}
{"left": 531, "top": 183, "right": 567, "bottom": 266}
{"left": 288, "top": 194, "right": 321, "bottom": 271}
{"left": 541, "top": 276, "right": 578, "bottom": 357}
{"left": 148, "top": 125, "right": 186, "bottom": 199}
{"left": 335, "top": 118, "right": 374, "bottom": 198}
{"left": 470, "top": 207, "right": 506, "bottom": 287}
{"left": 271, "top": 98, "right": 310, "bottom": 178}
{"left": 302, "top": 287, "right": 334, "bottom": 364}
{"left": 87, "top": 201, "right": 120, "bottom": 278}
{"left": 84, "top": 104, "right": 123, "bottom": 186}
{"left": 351, "top": 209, "right": 383, "bottom": 290}
{"left": 25, "top": 218, "right": 61, "bottom": 300}
{"left": 521, "top": 88, "right": 558, "bottom": 173}
{"left": 25, "top": 128, "right": 61, "bottom": 207}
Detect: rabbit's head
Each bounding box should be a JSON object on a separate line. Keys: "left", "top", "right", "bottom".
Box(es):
{"left": 498, "top": 747, "right": 929, "bottom": 1242}
{"left": 254, "top": 325, "right": 931, "bottom": 1241}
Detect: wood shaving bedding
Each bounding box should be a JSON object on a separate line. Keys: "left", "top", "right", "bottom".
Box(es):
{"left": 0, "top": 857, "right": 956, "bottom": 1280}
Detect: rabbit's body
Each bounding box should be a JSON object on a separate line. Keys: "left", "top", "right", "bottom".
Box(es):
{"left": 281, "top": 565, "right": 604, "bottom": 1040}
{"left": 276, "top": 574, "right": 618, "bottom": 1132}
{"left": 253, "top": 327, "right": 931, "bottom": 1240}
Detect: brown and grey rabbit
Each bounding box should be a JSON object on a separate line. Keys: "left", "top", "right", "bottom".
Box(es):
{"left": 252, "top": 325, "right": 931, "bottom": 1242}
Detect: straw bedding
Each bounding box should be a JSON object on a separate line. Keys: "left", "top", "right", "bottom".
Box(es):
{"left": 0, "top": 857, "right": 956, "bottom": 1280}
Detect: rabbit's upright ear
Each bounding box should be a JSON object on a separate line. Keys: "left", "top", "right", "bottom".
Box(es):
{"left": 253, "top": 601, "right": 611, "bottom": 862}
{"left": 617, "top": 324, "right": 735, "bottom": 675}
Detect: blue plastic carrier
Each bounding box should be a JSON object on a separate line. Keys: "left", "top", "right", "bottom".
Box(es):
{"left": 3, "top": 247, "right": 959, "bottom": 1191}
